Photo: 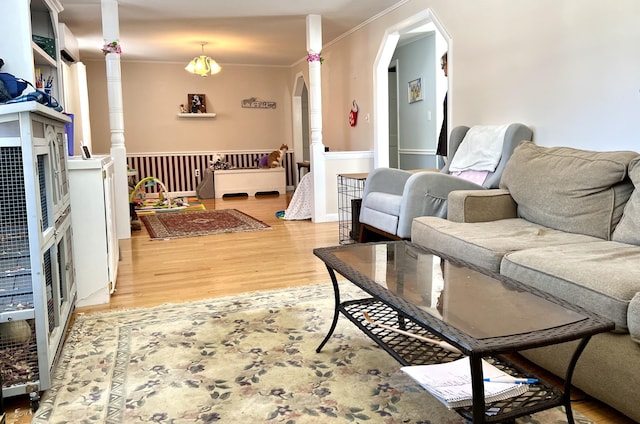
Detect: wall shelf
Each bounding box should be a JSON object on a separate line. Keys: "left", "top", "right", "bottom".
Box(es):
{"left": 177, "top": 113, "right": 216, "bottom": 118}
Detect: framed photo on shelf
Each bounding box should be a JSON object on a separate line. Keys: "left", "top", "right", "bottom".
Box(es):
{"left": 188, "top": 93, "right": 207, "bottom": 113}
{"left": 408, "top": 78, "right": 423, "bottom": 103}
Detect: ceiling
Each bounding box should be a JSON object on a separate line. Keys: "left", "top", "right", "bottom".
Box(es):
{"left": 58, "top": 0, "right": 407, "bottom": 66}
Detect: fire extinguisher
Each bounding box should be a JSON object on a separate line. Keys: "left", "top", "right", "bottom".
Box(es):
{"left": 349, "top": 100, "right": 359, "bottom": 127}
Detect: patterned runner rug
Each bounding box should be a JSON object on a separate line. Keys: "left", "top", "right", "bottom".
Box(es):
{"left": 32, "top": 284, "right": 592, "bottom": 424}
{"left": 140, "top": 209, "right": 270, "bottom": 240}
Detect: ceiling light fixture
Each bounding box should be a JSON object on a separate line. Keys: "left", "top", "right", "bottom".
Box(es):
{"left": 185, "top": 42, "right": 221, "bottom": 76}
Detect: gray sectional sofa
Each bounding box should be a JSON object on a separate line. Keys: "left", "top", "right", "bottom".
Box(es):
{"left": 410, "top": 142, "right": 640, "bottom": 422}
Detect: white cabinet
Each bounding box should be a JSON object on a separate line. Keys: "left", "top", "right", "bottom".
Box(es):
{"left": 0, "top": 102, "right": 75, "bottom": 406}
{"left": 68, "top": 155, "right": 118, "bottom": 307}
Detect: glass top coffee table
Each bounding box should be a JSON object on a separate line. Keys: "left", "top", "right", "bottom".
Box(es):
{"left": 313, "top": 241, "right": 614, "bottom": 423}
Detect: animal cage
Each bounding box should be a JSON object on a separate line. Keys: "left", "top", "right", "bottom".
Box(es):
{"left": 0, "top": 105, "right": 77, "bottom": 409}
{"left": 337, "top": 173, "right": 368, "bottom": 244}
{"left": 0, "top": 146, "right": 41, "bottom": 393}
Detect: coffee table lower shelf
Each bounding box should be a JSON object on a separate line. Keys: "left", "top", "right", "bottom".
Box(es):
{"left": 327, "top": 297, "right": 565, "bottom": 423}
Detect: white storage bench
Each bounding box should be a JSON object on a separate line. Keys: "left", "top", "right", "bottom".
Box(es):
{"left": 214, "top": 167, "right": 286, "bottom": 198}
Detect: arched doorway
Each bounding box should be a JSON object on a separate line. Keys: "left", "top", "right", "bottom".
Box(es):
{"left": 373, "top": 10, "right": 451, "bottom": 169}
{"left": 292, "top": 73, "right": 310, "bottom": 181}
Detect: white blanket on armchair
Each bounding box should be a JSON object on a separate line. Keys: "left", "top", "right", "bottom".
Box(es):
{"left": 448, "top": 124, "right": 509, "bottom": 172}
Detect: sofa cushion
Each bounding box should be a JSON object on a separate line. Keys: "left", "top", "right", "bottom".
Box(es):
{"left": 613, "top": 157, "right": 640, "bottom": 245}
{"left": 500, "top": 142, "right": 637, "bottom": 240}
{"left": 628, "top": 293, "right": 640, "bottom": 343}
{"left": 501, "top": 241, "right": 640, "bottom": 333}
{"left": 411, "top": 216, "right": 600, "bottom": 273}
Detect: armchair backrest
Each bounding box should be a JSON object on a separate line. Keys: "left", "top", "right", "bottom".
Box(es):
{"left": 440, "top": 123, "right": 534, "bottom": 189}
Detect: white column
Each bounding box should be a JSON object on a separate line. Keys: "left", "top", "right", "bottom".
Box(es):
{"left": 101, "top": 0, "right": 130, "bottom": 239}
{"left": 306, "top": 14, "right": 326, "bottom": 222}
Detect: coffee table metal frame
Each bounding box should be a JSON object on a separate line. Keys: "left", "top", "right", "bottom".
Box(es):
{"left": 313, "top": 241, "right": 614, "bottom": 423}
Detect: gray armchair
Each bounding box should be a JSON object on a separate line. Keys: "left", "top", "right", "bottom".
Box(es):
{"left": 358, "top": 123, "right": 533, "bottom": 241}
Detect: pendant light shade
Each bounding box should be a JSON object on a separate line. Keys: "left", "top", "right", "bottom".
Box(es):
{"left": 185, "top": 43, "right": 221, "bottom": 76}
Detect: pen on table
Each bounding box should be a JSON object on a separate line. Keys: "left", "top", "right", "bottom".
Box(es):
{"left": 483, "top": 377, "right": 538, "bottom": 384}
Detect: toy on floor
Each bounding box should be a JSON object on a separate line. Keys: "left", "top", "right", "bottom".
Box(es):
{"left": 129, "top": 176, "right": 188, "bottom": 211}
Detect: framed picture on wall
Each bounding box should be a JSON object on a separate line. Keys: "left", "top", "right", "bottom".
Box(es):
{"left": 188, "top": 93, "right": 207, "bottom": 113}
{"left": 408, "top": 78, "right": 423, "bottom": 103}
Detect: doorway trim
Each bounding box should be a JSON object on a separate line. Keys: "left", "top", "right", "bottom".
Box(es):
{"left": 373, "top": 9, "right": 451, "bottom": 168}
{"left": 292, "top": 72, "right": 308, "bottom": 180}
{"left": 388, "top": 59, "right": 399, "bottom": 168}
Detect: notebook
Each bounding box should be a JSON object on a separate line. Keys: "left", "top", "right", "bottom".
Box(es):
{"left": 401, "top": 357, "right": 530, "bottom": 409}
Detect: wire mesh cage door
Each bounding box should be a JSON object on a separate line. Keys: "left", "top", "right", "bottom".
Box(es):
{"left": 337, "top": 174, "right": 367, "bottom": 244}
{"left": 0, "top": 146, "right": 40, "bottom": 392}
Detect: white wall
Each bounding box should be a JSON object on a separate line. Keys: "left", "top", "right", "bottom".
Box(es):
{"left": 441, "top": 0, "right": 640, "bottom": 150}
{"left": 323, "top": 152, "right": 374, "bottom": 221}
{"left": 296, "top": 0, "right": 640, "bottom": 152}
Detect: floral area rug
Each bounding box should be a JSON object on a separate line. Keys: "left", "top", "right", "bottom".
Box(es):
{"left": 140, "top": 209, "right": 270, "bottom": 240}
{"left": 32, "top": 284, "right": 593, "bottom": 424}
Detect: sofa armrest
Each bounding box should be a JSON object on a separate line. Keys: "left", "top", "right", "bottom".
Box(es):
{"left": 628, "top": 293, "right": 640, "bottom": 344}
{"left": 402, "top": 172, "right": 486, "bottom": 215}
{"left": 395, "top": 173, "right": 485, "bottom": 238}
{"left": 447, "top": 189, "right": 518, "bottom": 223}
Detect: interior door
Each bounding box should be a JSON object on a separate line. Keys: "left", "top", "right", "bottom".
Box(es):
{"left": 388, "top": 64, "right": 399, "bottom": 168}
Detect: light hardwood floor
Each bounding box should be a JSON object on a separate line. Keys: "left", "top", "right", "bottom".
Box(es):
{"left": 3, "top": 194, "right": 635, "bottom": 423}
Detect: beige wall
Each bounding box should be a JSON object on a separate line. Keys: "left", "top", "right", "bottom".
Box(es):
{"left": 294, "top": 0, "right": 640, "bottom": 152}
{"left": 289, "top": 21, "right": 382, "bottom": 153}
{"left": 84, "top": 0, "right": 640, "bottom": 157}
{"left": 86, "top": 61, "right": 293, "bottom": 155}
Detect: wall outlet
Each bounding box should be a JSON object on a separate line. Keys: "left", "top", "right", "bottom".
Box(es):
{"left": 194, "top": 169, "right": 200, "bottom": 177}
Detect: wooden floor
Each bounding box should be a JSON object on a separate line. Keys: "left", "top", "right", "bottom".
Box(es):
{"left": 3, "top": 194, "right": 635, "bottom": 423}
